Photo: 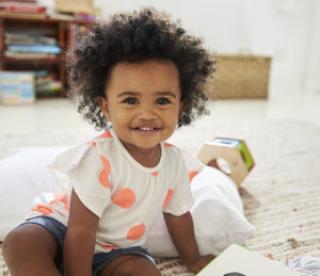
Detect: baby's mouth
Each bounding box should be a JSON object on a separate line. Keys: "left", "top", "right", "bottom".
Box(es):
{"left": 131, "top": 127, "right": 161, "bottom": 132}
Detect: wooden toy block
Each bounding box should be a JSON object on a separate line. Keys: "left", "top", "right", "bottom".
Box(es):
{"left": 197, "top": 244, "right": 299, "bottom": 276}
{"left": 197, "top": 137, "right": 254, "bottom": 187}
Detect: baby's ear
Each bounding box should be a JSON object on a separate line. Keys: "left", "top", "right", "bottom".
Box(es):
{"left": 97, "top": 96, "right": 109, "bottom": 115}
{"left": 178, "top": 99, "right": 185, "bottom": 116}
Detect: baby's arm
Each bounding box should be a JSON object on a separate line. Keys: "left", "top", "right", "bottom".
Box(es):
{"left": 64, "top": 190, "right": 99, "bottom": 276}
{"left": 163, "top": 211, "right": 214, "bottom": 273}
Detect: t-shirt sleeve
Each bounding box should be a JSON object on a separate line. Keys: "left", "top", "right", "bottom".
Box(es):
{"left": 180, "top": 148, "right": 204, "bottom": 172}
{"left": 163, "top": 153, "right": 194, "bottom": 216}
{"left": 67, "top": 145, "right": 112, "bottom": 218}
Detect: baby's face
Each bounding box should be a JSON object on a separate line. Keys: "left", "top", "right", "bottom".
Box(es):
{"left": 100, "top": 59, "right": 183, "bottom": 155}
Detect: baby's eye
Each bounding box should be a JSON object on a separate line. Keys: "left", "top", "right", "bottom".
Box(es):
{"left": 123, "top": 97, "right": 138, "bottom": 105}
{"left": 156, "top": 97, "right": 171, "bottom": 105}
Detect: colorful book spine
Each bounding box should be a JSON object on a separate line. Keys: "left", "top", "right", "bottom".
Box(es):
{"left": 0, "top": 2, "right": 46, "bottom": 14}
{"left": 7, "top": 44, "right": 61, "bottom": 54}
{"left": 0, "top": 71, "right": 35, "bottom": 105}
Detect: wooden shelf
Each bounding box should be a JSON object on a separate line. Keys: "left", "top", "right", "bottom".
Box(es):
{"left": 2, "top": 56, "right": 60, "bottom": 64}
{"left": 0, "top": 12, "right": 93, "bottom": 24}
{"left": 0, "top": 13, "right": 93, "bottom": 97}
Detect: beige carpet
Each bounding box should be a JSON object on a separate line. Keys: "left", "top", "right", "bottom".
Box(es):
{"left": 1, "top": 119, "right": 320, "bottom": 275}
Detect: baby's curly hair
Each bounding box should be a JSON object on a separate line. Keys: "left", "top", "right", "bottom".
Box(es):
{"left": 67, "top": 7, "right": 215, "bottom": 130}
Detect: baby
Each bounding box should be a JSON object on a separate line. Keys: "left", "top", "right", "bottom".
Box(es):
{"left": 4, "top": 7, "right": 215, "bottom": 276}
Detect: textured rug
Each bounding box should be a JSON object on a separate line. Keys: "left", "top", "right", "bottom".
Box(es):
{"left": 1, "top": 119, "right": 320, "bottom": 275}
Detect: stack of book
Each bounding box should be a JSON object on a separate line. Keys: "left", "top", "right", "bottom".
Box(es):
{"left": 0, "top": 71, "right": 35, "bottom": 105}
{"left": 35, "top": 70, "right": 62, "bottom": 97}
{"left": 0, "top": 70, "right": 63, "bottom": 103}
{"left": 4, "top": 28, "right": 61, "bottom": 60}
{"left": 0, "top": 0, "right": 47, "bottom": 17}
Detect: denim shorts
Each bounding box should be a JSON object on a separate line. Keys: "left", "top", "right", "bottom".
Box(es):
{"left": 19, "top": 216, "right": 155, "bottom": 276}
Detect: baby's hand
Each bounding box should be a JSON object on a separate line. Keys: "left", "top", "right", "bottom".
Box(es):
{"left": 187, "top": 254, "right": 215, "bottom": 274}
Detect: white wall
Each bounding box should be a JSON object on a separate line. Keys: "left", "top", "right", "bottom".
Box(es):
{"left": 94, "top": 0, "right": 320, "bottom": 98}
{"left": 304, "top": 0, "right": 320, "bottom": 95}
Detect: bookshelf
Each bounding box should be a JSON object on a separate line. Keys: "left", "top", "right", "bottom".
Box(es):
{"left": 0, "top": 13, "right": 92, "bottom": 98}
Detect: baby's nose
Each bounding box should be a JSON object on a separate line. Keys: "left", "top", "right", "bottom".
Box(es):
{"left": 137, "top": 107, "right": 157, "bottom": 120}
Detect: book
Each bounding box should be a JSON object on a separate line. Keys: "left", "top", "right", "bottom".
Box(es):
{"left": 4, "top": 51, "right": 57, "bottom": 59}
{"left": 0, "top": 71, "right": 35, "bottom": 105}
{"left": 0, "top": 11, "right": 47, "bottom": 19}
{"left": 5, "top": 27, "right": 56, "bottom": 36}
{"left": 35, "top": 70, "right": 62, "bottom": 96}
{"left": 5, "top": 32, "right": 57, "bottom": 45}
{"left": 0, "top": 0, "right": 37, "bottom": 3}
{"left": 0, "top": 2, "right": 46, "bottom": 14}
{"left": 7, "top": 44, "right": 61, "bottom": 54}
{"left": 197, "top": 244, "right": 299, "bottom": 276}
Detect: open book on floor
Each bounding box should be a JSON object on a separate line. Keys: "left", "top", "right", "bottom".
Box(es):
{"left": 197, "top": 244, "right": 299, "bottom": 276}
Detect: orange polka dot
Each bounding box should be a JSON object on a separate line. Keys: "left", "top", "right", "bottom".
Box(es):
{"left": 87, "top": 141, "right": 97, "bottom": 146}
{"left": 99, "top": 155, "right": 112, "bottom": 188}
{"left": 49, "top": 193, "right": 69, "bottom": 209}
{"left": 99, "top": 169, "right": 112, "bottom": 188}
{"left": 163, "top": 188, "right": 174, "bottom": 209}
{"left": 97, "top": 242, "right": 117, "bottom": 251}
{"left": 32, "top": 204, "right": 53, "bottom": 215}
{"left": 164, "top": 142, "right": 174, "bottom": 147}
{"left": 151, "top": 171, "right": 158, "bottom": 176}
{"left": 100, "top": 155, "right": 110, "bottom": 169}
{"left": 188, "top": 170, "right": 199, "bottom": 183}
{"left": 98, "top": 131, "right": 112, "bottom": 139}
{"left": 112, "top": 188, "right": 136, "bottom": 208}
{"left": 127, "top": 223, "right": 145, "bottom": 240}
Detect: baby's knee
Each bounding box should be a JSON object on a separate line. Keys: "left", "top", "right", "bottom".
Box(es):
{"left": 3, "top": 227, "right": 21, "bottom": 252}
{"left": 3, "top": 226, "right": 32, "bottom": 259}
{"left": 3, "top": 224, "right": 60, "bottom": 276}
{"left": 3, "top": 227, "right": 24, "bottom": 266}
{"left": 112, "top": 256, "right": 160, "bottom": 276}
{"left": 4, "top": 224, "right": 54, "bottom": 260}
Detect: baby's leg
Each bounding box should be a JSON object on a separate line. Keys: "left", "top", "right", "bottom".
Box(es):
{"left": 3, "top": 224, "right": 59, "bottom": 276}
{"left": 100, "top": 254, "right": 161, "bottom": 276}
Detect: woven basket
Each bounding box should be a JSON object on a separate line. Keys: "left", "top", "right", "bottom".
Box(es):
{"left": 206, "top": 55, "right": 272, "bottom": 99}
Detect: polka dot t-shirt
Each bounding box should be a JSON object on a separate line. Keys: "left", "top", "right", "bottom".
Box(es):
{"left": 28, "top": 129, "right": 194, "bottom": 253}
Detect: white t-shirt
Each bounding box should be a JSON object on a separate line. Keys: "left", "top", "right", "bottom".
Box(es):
{"left": 28, "top": 129, "right": 194, "bottom": 253}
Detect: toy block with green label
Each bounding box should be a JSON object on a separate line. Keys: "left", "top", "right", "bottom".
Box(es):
{"left": 197, "top": 244, "right": 299, "bottom": 276}
{"left": 197, "top": 137, "right": 254, "bottom": 187}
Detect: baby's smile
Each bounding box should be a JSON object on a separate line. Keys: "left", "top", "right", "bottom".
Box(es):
{"left": 131, "top": 126, "right": 162, "bottom": 132}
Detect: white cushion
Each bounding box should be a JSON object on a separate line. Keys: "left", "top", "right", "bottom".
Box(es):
{"left": 145, "top": 166, "right": 255, "bottom": 256}
{"left": 0, "top": 147, "right": 66, "bottom": 239}
{"left": 0, "top": 147, "right": 254, "bottom": 256}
